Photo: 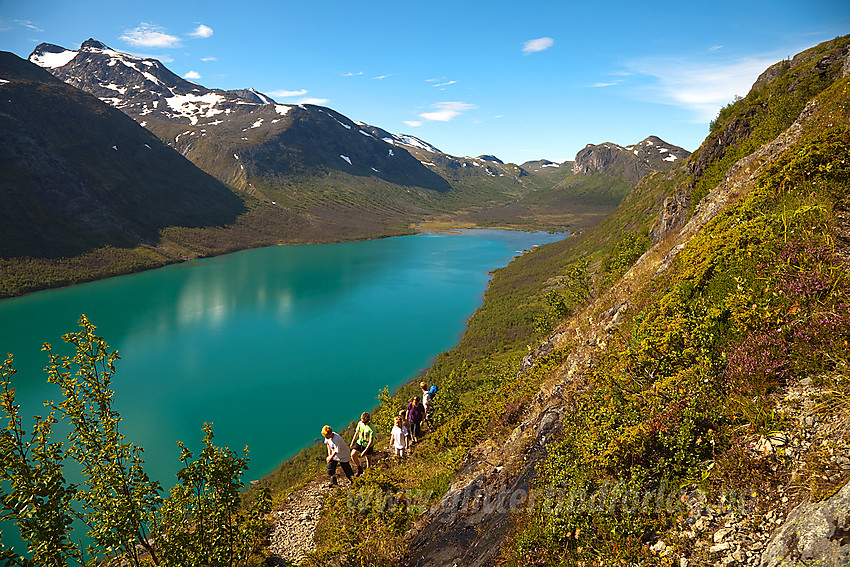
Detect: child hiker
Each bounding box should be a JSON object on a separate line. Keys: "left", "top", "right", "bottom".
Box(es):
{"left": 390, "top": 415, "right": 409, "bottom": 458}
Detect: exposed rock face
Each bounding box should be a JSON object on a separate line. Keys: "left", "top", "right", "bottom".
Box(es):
{"left": 687, "top": 108, "right": 757, "bottom": 184}
{"left": 650, "top": 189, "right": 691, "bottom": 243}
{"left": 691, "top": 39, "right": 850, "bottom": 186}
{"left": 573, "top": 136, "right": 690, "bottom": 185}
{"left": 406, "top": 406, "right": 566, "bottom": 567}
{"left": 759, "top": 479, "right": 850, "bottom": 566}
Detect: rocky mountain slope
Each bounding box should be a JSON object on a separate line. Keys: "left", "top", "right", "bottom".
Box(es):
{"left": 27, "top": 40, "right": 485, "bottom": 198}
{"left": 0, "top": 51, "right": 244, "bottom": 259}
{"left": 572, "top": 135, "right": 690, "bottom": 184}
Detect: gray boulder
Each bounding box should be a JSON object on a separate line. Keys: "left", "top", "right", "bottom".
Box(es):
{"left": 760, "top": 481, "right": 850, "bottom": 566}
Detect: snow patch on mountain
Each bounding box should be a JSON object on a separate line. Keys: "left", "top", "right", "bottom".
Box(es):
{"left": 30, "top": 49, "right": 78, "bottom": 68}
{"left": 165, "top": 93, "right": 226, "bottom": 125}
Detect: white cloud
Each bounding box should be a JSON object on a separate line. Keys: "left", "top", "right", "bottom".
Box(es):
{"left": 268, "top": 89, "right": 308, "bottom": 97}
{"left": 709, "top": 45, "right": 724, "bottom": 51}
{"left": 15, "top": 19, "right": 44, "bottom": 32}
{"left": 371, "top": 74, "right": 392, "bottom": 80}
{"left": 419, "top": 101, "right": 476, "bottom": 122}
{"left": 201, "top": 56, "right": 217, "bottom": 62}
{"left": 343, "top": 71, "right": 363, "bottom": 77}
{"left": 432, "top": 80, "right": 456, "bottom": 88}
{"left": 184, "top": 70, "right": 201, "bottom": 79}
{"left": 589, "top": 81, "right": 620, "bottom": 88}
{"left": 627, "top": 55, "right": 776, "bottom": 122}
{"left": 189, "top": 24, "right": 213, "bottom": 38}
{"left": 121, "top": 23, "right": 181, "bottom": 48}
{"left": 300, "top": 97, "right": 329, "bottom": 105}
{"left": 404, "top": 120, "right": 422, "bottom": 127}
{"left": 522, "top": 37, "right": 554, "bottom": 55}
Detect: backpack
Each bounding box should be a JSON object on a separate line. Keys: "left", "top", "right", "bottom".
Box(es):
{"left": 429, "top": 385, "right": 438, "bottom": 397}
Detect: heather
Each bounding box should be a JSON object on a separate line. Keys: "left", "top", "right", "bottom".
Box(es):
{"left": 502, "top": 114, "right": 850, "bottom": 563}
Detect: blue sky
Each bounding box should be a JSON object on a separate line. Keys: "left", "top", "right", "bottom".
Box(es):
{"left": 2, "top": 0, "right": 848, "bottom": 164}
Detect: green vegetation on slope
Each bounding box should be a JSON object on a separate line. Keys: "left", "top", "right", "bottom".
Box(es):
{"left": 501, "top": 59, "right": 850, "bottom": 567}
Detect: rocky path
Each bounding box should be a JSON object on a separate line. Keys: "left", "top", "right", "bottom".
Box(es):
{"left": 267, "top": 479, "right": 335, "bottom": 565}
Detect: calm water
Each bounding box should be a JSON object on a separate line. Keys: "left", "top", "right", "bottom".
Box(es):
{"left": 0, "top": 230, "right": 565, "bottom": 491}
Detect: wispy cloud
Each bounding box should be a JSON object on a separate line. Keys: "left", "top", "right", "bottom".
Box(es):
{"left": 522, "top": 37, "right": 553, "bottom": 55}
{"left": 184, "top": 70, "right": 201, "bottom": 80}
{"left": 201, "top": 56, "right": 217, "bottom": 62}
{"left": 343, "top": 71, "right": 363, "bottom": 77}
{"left": 419, "top": 101, "right": 476, "bottom": 122}
{"left": 627, "top": 55, "right": 776, "bottom": 122}
{"left": 121, "top": 23, "right": 181, "bottom": 48}
{"left": 589, "top": 81, "right": 620, "bottom": 88}
{"left": 268, "top": 89, "right": 308, "bottom": 97}
{"left": 15, "top": 19, "right": 43, "bottom": 32}
{"left": 432, "top": 80, "right": 456, "bottom": 88}
{"left": 300, "top": 97, "right": 328, "bottom": 105}
{"left": 709, "top": 45, "right": 724, "bottom": 52}
{"left": 404, "top": 120, "right": 422, "bottom": 127}
{"left": 371, "top": 74, "right": 392, "bottom": 80}
{"left": 189, "top": 24, "right": 213, "bottom": 38}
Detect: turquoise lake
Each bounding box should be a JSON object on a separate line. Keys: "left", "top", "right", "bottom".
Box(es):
{"left": 0, "top": 229, "right": 566, "bottom": 492}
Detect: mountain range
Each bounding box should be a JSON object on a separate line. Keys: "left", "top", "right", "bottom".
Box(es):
{"left": 0, "top": 39, "right": 688, "bottom": 297}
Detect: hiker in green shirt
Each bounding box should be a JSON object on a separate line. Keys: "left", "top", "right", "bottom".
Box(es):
{"left": 350, "top": 411, "right": 374, "bottom": 476}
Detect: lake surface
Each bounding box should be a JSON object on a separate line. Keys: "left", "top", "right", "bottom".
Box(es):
{"left": 0, "top": 230, "right": 566, "bottom": 493}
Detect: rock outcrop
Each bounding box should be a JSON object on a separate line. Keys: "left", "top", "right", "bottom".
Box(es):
{"left": 573, "top": 136, "right": 690, "bottom": 185}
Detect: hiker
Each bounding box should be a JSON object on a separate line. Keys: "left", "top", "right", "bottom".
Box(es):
{"left": 420, "top": 382, "right": 437, "bottom": 425}
{"left": 407, "top": 396, "right": 425, "bottom": 443}
{"left": 398, "top": 409, "right": 412, "bottom": 444}
{"left": 322, "top": 425, "right": 354, "bottom": 485}
{"left": 390, "top": 415, "right": 409, "bottom": 457}
{"left": 420, "top": 381, "right": 432, "bottom": 423}
{"left": 350, "top": 411, "right": 374, "bottom": 476}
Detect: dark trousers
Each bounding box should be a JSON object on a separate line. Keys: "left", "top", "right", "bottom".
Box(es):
{"left": 327, "top": 459, "right": 354, "bottom": 479}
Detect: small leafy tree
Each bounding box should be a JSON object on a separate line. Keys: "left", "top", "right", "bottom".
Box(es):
{"left": 0, "top": 356, "right": 80, "bottom": 567}
{"left": 154, "top": 424, "right": 270, "bottom": 567}
{"left": 43, "top": 315, "right": 163, "bottom": 564}
{"left": 1, "top": 316, "right": 271, "bottom": 566}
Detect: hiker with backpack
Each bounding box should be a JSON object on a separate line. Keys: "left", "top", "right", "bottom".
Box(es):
{"left": 407, "top": 396, "right": 425, "bottom": 443}
{"left": 420, "top": 382, "right": 437, "bottom": 425}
